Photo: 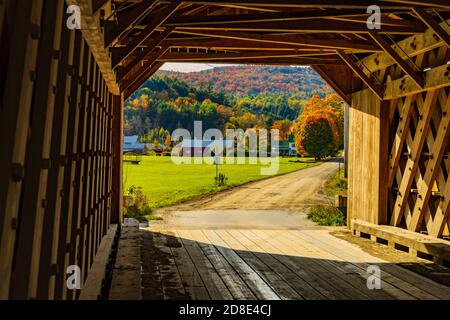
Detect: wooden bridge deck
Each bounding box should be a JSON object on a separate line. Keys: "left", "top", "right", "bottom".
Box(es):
{"left": 140, "top": 228, "right": 450, "bottom": 300}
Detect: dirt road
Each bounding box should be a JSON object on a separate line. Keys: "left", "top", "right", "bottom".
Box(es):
{"left": 152, "top": 159, "right": 341, "bottom": 229}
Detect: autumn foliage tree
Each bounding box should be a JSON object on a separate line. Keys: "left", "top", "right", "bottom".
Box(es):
{"left": 293, "top": 94, "right": 343, "bottom": 159}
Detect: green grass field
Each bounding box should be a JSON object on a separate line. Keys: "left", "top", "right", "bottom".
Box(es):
{"left": 123, "top": 156, "right": 320, "bottom": 209}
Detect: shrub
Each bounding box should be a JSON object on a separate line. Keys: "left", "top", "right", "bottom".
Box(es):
{"left": 307, "top": 204, "right": 346, "bottom": 226}
{"left": 124, "top": 185, "right": 152, "bottom": 221}
{"left": 215, "top": 173, "right": 228, "bottom": 186}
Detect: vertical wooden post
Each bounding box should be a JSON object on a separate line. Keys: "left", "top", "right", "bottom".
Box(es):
{"left": 348, "top": 90, "right": 389, "bottom": 226}
{"left": 111, "top": 95, "right": 123, "bottom": 225}
{"left": 10, "top": 0, "right": 65, "bottom": 299}
{"left": 344, "top": 103, "right": 349, "bottom": 178}
{"left": 0, "top": 0, "right": 43, "bottom": 299}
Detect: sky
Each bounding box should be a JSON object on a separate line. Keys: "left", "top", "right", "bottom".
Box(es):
{"left": 159, "top": 63, "right": 236, "bottom": 73}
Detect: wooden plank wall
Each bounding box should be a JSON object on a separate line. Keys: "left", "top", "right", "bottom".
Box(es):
{"left": 0, "top": 0, "right": 121, "bottom": 299}
{"left": 348, "top": 90, "right": 389, "bottom": 226}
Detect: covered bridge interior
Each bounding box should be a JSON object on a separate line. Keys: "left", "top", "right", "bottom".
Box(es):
{"left": 0, "top": 0, "right": 449, "bottom": 299}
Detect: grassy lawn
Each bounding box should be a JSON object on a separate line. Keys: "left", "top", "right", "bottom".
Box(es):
{"left": 123, "top": 156, "right": 320, "bottom": 209}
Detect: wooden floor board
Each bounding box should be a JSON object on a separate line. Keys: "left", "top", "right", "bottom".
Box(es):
{"left": 229, "top": 230, "right": 325, "bottom": 300}
{"left": 140, "top": 228, "right": 449, "bottom": 300}
{"left": 165, "top": 230, "right": 210, "bottom": 299}
{"left": 296, "top": 230, "right": 437, "bottom": 300}
{"left": 202, "top": 230, "right": 280, "bottom": 300}
{"left": 152, "top": 232, "right": 188, "bottom": 299}
{"left": 248, "top": 230, "right": 350, "bottom": 300}
{"left": 175, "top": 230, "right": 233, "bottom": 300}
{"left": 252, "top": 230, "right": 377, "bottom": 300}
{"left": 214, "top": 230, "right": 300, "bottom": 300}
{"left": 186, "top": 230, "right": 256, "bottom": 300}
{"left": 282, "top": 230, "right": 394, "bottom": 300}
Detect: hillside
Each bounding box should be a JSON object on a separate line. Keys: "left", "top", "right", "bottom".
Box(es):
{"left": 124, "top": 65, "right": 337, "bottom": 140}
{"left": 158, "top": 65, "right": 332, "bottom": 96}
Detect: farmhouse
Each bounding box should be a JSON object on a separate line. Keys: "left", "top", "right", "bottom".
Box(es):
{"left": 180, "top": 139, "right": 233, "bottom": 157}
{"left": 123, "top": 135, "right": 147, "bottom": 153}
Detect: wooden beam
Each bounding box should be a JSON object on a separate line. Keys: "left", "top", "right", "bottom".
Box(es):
{"left": 413, "top": 8, "right": 450, "bottom": 48}
{"left": 384, "top": 63, "right": 450, "bottom": 99}
{"left": 360, "top": 18, "right": 450, "bottom": 73}
{"left": 91, "top": 0, "right": 109, "bottom": 14}
{"left": 337, "top": 50, "right": 383, "bottom": 100}
{"left": 158, "top": 51, "right": 339, "bottom": 61}
{"left": 115, "top": 26, "right": 174, "bottom": 75}
{"left": 370, "top": 33, "right": 424, "bottom": 88}
{"left": 159, "top": 57, "right": 343, "bottom": 65}
{"left": 111, "top": 2, "right": 182, "bottom": 69}
{"left": 173, "top": 19, "right": 425, "bottom": 34}
{"left": 104, "top": 0, "right": 159, "bottom": 48}
{"left": 388, "top": 95, "right": 416, "bottom": 188}
{"left": 111, "top": 95, "right": 123, "bottom": 225}
{"left": 174, "top": 30, "right": 380, "bottom": 51}
{"left": 390, "top": 89, "right": 438, "bottom": 227}
{"left": 409, "top": 93, "right": 450, "bottom": 232}
{"left": 184, "top": 0, "right": 435, "bottom": 9}
{"left": 385, "top": 0, "right": 450, "bottom": 9}
{"left": 119, "top": 45, "right": 169, "bottom": 84}
{"left": 0, "top": 0, "right": 43, "bottom": 299}
{"left": 312, "top": 65, "right": 351, "bottom": 105}
{"left": 162, "top": 38, "right": 370, "bottom": 52}
{"left": 166, "top": 9, "right": 403, "bottom": 26}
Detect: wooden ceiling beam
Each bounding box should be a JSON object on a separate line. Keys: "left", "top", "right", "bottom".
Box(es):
{"left": 114, "top": 27, "right": 174, "bottom": 73}
{"left": 413, "top": 8, "right": 450, "bottom": 48}
{"left": 157, "top": 57, "right": 343, "bottom": 64}
{"left": 158, "top": 51, "right": 340, "bottom": 61}
{"left": 173, "top": 30, "right": 381, "bottom": 51}
{"left": 173, "top": 19, "right": 425, "bottom": 34}
{"left": 337, "top": 50, "right": 384, "bottom": 100}
{"left": 384, "top": 0, "right": 450, "bottom": 9}
{"left": 165, "top": 9, "right": 400, "bottom": 26}
{"left": 312, "top": 65, "right": 352, "bottom": 105}
{"left": 111, "top": 2, "right": 182, "bottom": 69}
{"left": 181, "top": 0, "right": 434, "bottom": 9}
{"left": 104, "top": 0, "right": 159, "bottom": 48}
{"left": 370, "top": 32, "right": 424, "bottom": 88}
{"left": 119, "top": 46, "right": 170, "bottom": 84}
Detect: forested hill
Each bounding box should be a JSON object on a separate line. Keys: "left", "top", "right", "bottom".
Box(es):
{"left": 158, "top": 66, "right": 331, "bottom": 96}
{"left": 124, "top": 66, "right": 336, "bottom": 139}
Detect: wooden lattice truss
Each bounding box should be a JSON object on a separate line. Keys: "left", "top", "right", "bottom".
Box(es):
{"left": 385, "top": 47, "right": 450, "bottom": 238}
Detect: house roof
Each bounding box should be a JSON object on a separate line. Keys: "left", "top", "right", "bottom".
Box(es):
{"left": 181, "top": 139, "right": 233, "bottom": 149}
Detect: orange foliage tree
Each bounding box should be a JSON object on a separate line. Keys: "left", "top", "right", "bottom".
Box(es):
{"left": 293, "top": 94, "right": 343, "bottom": 159}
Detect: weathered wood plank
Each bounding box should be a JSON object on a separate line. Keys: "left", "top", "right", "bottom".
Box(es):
{"left": 0, "top": 0, "right": 44, "bottom": 299}
{"left": 215, "top": 230, "right": 301, "bottom": 300}
{"left": 203, "top": 230, "right": 280, "bottom": 300}
{"left": 248, "top": 230, "right": 349, "bottom": 299}
{"left": 230, "top": 230, "right": 324, "bottom": 300}
{"left": 176, "top": 230, "right": 233, "bottom": 300}
{"left": 187, "top": 230, "right": 256, "bottom": 299}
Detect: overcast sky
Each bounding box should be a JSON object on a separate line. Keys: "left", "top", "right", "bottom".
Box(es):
{"left": 159, "top": 63, "right": 236, "bottom": 73}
